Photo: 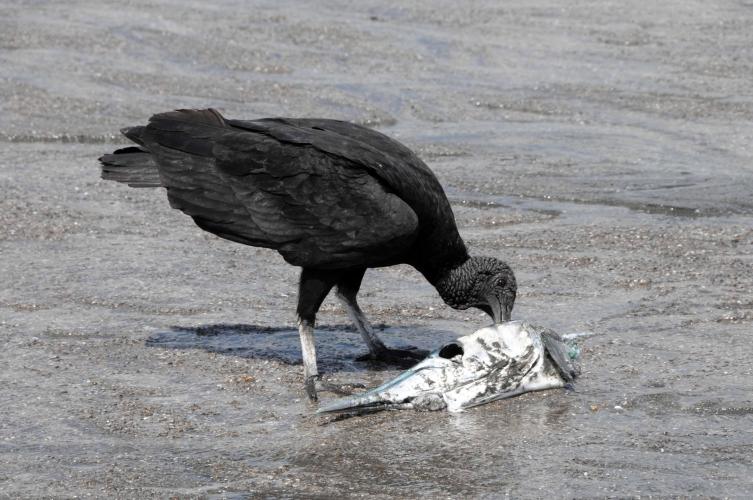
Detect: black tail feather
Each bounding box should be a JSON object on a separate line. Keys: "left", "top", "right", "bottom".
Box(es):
{"left": 100, "top": 109, "right": 227, "bottom": 188}
{"left": 99, "top": 146, "right": 161, "bottom": 188}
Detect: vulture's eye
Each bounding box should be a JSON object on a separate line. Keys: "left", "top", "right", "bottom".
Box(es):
{"left": 438, "top": 343, "right": 464, "bottom": 360}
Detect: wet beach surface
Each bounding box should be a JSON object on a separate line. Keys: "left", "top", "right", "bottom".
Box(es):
{"left": 2, "top": 0, "right": 753, "bottom": 497}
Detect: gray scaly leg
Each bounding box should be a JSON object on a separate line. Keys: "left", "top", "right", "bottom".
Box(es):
{"left": 337, "top": 294, "right": 388, "bottom": 354}
{"left": 297, "top": 317, "right": 319, "bottom": 401}
{"left": 336, "top": 270, "right": 427, "bottom": 365}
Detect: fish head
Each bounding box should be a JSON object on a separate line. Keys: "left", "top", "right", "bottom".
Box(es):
{"left": 318, "top": 321, "right": 568, "bottom": 414}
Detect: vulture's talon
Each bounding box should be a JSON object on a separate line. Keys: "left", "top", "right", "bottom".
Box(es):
{"left": 317, "top": 379, "right": 366, "bottom": 396}
{"left": 306, "top": 375, "right": 365, "bottom": 399}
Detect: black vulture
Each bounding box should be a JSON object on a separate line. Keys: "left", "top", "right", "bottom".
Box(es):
{"left": 99, "top": 109, "right": 517, "bottom": 400}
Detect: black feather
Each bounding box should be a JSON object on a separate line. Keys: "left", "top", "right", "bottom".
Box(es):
{"left": 99, "top": 147, "right": 161, "bottom": 188}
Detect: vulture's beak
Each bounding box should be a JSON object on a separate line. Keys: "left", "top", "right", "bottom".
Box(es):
{"left": 484, "top": 293, "right": 505, "bottom": 324}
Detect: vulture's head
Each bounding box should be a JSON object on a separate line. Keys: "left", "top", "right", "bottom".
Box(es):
{"left": 438, "top": 256, "right": 517, "bottom": 323}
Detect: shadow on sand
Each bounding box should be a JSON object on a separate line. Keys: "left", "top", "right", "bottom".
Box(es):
{"left": 146, "top": 323, "right": 459, "bottom": 373}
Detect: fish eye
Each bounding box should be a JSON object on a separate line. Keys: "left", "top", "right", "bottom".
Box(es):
{"left": 438, "top": 343, "right": 464, "bottom": 359}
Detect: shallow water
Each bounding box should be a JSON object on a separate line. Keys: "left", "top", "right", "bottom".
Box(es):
{"left": 1, "top": 0, "right": 753, "bottom": 497}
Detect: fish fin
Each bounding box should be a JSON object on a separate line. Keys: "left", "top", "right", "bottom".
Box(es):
{"left": 539, "top": 327, "right": 580, "bottom": 382}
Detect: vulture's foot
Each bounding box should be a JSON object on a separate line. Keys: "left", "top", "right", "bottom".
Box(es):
{"left": 306, "top": 375, "right": 366, "bottom": 401}
{"left": 357, "top": 346, "right": 429, "bottom": 367}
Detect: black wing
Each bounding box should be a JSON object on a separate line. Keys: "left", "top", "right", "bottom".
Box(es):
{"left": 141, "top": 109, "right": 419, "bottom": 269}
{"left": 226, "top": 116, "right": 468, "bottom": 273}
{"left": 226, "top": 117, "right": 441, "bottom": 201}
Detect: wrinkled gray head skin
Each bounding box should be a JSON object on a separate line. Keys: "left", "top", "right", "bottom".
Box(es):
{"left": 319, "top": 321, "right": 579, "bottom": 414}
{"left": 436, "top": 256, "right": 517, "bottom": 323}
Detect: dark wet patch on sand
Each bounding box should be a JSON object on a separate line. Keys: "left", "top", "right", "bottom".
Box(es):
{"left": 147, "top": 323, "right": 458, "bottom": 373}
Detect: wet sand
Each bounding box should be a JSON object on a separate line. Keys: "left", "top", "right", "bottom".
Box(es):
{"left": 1, "top": 0, "right": 752, "bottom": 497}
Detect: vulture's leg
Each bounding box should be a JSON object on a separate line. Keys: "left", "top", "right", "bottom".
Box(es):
{"left": 297, "top": 268, "right": 365, "bottom": 401}
{"left": 336, "top": 269, "right": 428, "bottom": 365}
{"left": 297, "top": 268, "right": 336, "bottom": 401}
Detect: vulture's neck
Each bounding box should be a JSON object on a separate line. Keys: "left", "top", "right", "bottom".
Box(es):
{"left": 422, "top": 257, "right": 476, "bottom": 311}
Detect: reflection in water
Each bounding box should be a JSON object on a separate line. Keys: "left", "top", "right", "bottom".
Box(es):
{"left": 449, "top": 392, "right": 573, "bottom": 436}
